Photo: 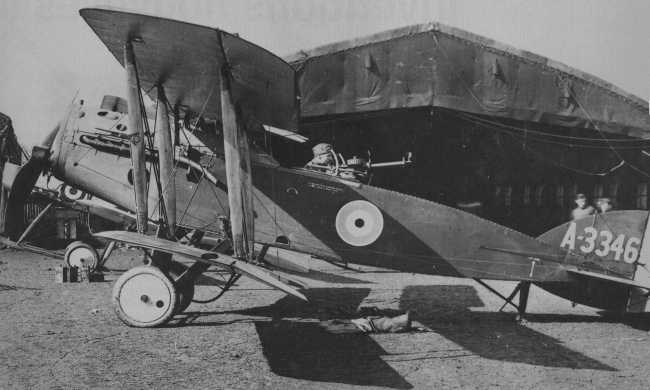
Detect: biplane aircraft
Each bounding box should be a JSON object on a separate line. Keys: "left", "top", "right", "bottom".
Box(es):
{"left": 6, "top": 6, "right": 650, "bottom": 327}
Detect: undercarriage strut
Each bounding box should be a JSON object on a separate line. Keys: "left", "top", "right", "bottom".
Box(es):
{"left": 474, "top": 278, "right": 531, "bottom": 321}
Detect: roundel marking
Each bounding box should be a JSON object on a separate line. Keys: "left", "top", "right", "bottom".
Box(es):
{"left": 335, "top": 200, "right": 384, "bottom": 247}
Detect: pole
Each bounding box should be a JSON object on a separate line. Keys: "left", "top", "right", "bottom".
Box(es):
{"left": 124, "top": 41, "right": 148, "bottom": 234}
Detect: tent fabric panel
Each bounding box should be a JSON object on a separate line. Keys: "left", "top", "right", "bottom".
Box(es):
{"left": 292, "top": 25, "right": 650, "bottom": 137}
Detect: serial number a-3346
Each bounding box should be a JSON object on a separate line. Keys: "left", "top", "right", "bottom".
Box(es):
{"left": 559, "top": 221, "right": 641, "bottom": 263}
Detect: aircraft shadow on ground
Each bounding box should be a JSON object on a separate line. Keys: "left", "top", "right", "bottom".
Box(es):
{"left": 523, "top": 312, "right": 650, "bottom": 332}
{"left": 177, "top": 285, "right": 616, "bottom": 385}
{"left": 255, "top": 320, "right": 412, "bottom": 389}
{"left": 399, "top": 285, "right": 616, "bottom": 371}
{"left": 236, "top": 287, "right": 374, "bottom": 320}
{"left": 177, "top": 287, "right": 375, "bottom": 325}
{"left": 246, "top": 287, "right": 412, "bottom": 389}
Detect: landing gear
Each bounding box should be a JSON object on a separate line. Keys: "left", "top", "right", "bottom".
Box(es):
{"left": 167, "top": 262, "right": 196, "bottom": 314}
{"left": 106, "top": 229, "right": 237, "bottom": 326}
{"left": 515, "top": 282, "right": 531, "bottom": 322}
{"left": 64, "top": 241, "right": 99, "bottom": 271}
{"left": 474, "top": 279, "right": 531, "bottom": 322}
{"left": 112, "top": 256, "right": 239, "bottom": 326}
{"left": 176, "top": 282, "right": 195, "bottom": 314}
{"left": 112, "top": 265, "right": 177, "bottom": 327}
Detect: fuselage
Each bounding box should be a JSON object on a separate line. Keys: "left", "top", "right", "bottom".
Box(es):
{"left": 46, "top": 99, "right": 649, "bottom": 312}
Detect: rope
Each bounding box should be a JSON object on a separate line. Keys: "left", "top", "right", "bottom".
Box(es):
{"left": 432, "top": 28, "right": 650, "bottom": 178}
{"left": 569, "top": 89, "right": 650, "bottom": 178}
{"left": 456, "top": 111, "right": 650, "bottom": 148}
{"left": 455, "top": 112, "right": 628, "bottom": 176}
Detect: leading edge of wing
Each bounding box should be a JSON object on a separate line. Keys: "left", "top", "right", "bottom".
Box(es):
{"left": 94, "top": 230, "right": 308, "bottom": 301}
{"left": 567, "top": 268, "right": 650, "bottom": 290}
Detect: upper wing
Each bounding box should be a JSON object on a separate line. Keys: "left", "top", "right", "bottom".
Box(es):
{"left": 94, "top": 230, "right": 308, "bottom": 301}
{"left": 80, "top": 6, "right": 298, "bottom": 131}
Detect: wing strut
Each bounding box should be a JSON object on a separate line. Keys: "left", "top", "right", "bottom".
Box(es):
{"left": 124, "top": 40, "right": 148, "bottom": 234}
{"left": 154, "top": 86, "right": 176, "bottom": 237}
{"left": 218, "top": 42, "right": 255, "bottom": 261}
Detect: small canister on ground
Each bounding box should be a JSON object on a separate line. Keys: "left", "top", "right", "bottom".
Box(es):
{"left": 55, "top": 266, "right": 78, "bottom": 283}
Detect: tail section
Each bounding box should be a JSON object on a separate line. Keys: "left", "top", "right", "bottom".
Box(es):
{"left": 537, "top": 210, "right": 650, "bottom": 312}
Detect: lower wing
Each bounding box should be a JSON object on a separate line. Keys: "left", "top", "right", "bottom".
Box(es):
{"left": 94, "top": 230, "right": 308, "bottom": 301}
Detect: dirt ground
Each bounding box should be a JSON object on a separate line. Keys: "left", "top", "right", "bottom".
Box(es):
{"left": 2, "top": 247, "right": 650, "bottom": 390}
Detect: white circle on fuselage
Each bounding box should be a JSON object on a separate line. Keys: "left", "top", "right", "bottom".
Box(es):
{"left": 62, "top": 185, "right": 84, "bottom": 201}
{"left": 335, "top": 200, "right": 384, "bottom": 246}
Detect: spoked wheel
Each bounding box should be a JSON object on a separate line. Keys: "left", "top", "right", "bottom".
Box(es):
{"left": 112, "top": 265, "right": 177, "bottom": 327}
{"left": 64, "top": 241, "right": 99, "bottom": 271}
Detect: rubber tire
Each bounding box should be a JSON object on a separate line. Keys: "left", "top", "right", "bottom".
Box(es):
{"left": 64, "top": 241, "right": 99, "bottom": 271}
{"left": 112, "top": 265, "right": 177, "bottom": 327}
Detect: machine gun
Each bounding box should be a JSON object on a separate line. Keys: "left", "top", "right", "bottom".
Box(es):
{"left": 306, "top": 148, "right": 413, "bottom": 182}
